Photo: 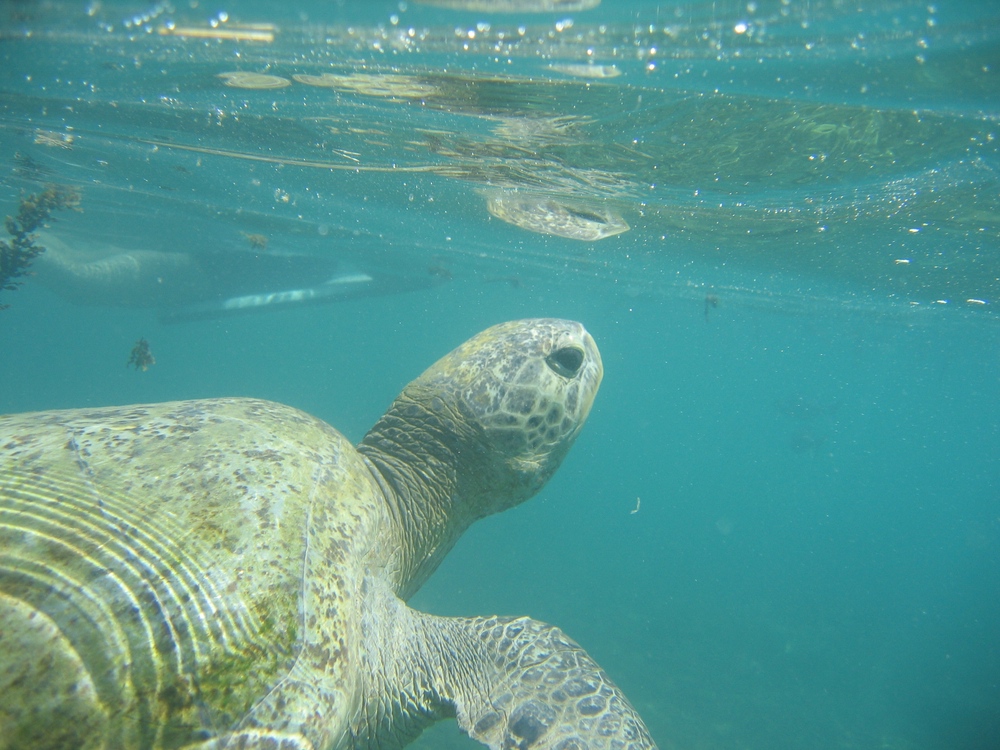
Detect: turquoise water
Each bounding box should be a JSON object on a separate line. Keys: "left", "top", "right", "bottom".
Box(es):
{"left": 1, "top": 1, "right": 998, "bottom": 749}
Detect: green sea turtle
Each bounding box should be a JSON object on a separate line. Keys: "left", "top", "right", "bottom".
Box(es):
{"left": 0, "top": 319, "right": 656, "bottom": 750}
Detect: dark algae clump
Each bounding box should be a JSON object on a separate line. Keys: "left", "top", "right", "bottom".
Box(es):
{"left": 0, "top": 185, "right": 80, "bottom": 310}
{"left": 128, "top": 338, "right": 156, "bottom": 371}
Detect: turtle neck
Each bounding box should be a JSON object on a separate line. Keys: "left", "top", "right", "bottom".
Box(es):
{"left": 357, "top": 388, "right": 478, "bottom": 600}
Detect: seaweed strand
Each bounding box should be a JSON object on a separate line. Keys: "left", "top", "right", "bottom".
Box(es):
{"left": 0, "top": 184, "right": 81, "bottom": 310}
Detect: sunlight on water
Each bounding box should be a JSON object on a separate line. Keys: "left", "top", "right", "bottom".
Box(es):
{"left": 1, "top": 0, "right": 997, "bottom": 319}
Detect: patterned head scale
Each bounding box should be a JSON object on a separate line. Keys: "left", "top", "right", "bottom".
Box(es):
{"left": 403, "top": 318, "right": 603, "bottom": 516}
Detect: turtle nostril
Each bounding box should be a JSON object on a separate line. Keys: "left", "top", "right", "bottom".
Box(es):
{"left": 545, "top": 346, "right": 585, "bottom": 378}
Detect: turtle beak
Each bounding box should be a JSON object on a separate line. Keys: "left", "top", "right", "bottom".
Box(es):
{"left": 576, "top": 327, "right": 603, "bottom": 425}
{"left": 584, "top": 330, "right": 603, "bottom": 383}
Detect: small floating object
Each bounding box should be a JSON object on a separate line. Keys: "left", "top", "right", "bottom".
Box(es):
{"left": 240, "top": 232, "right": 269, "bottom": 250}
{"left": 163, "top": 273, "right": 376, "bottom": 322}
{"left": 293, "top": 72, "right": 436, "bottom": 99}
{"left": 216, "top": 71, "right": 290, "bottom": 89}
{"left": 548, "top": 63, "right": 621, "bottom": 79}
{"left": 292, "top": 73, "right": 343, "bottom": 88}
{"left": 417, "top": 0, "right": 600, "bottom": 11}
{"left": 486, "top": 191, "right": 629, "bottom": 241}
{"left": 33, "top": 129, "right": 75, "bottom": 149}
{"left": 160, "top": 25, "right": 275, "bottom": 42}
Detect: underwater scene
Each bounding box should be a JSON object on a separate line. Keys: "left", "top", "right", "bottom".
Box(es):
{"left": 1, "top": 0, "right": 998, "bottom": 748}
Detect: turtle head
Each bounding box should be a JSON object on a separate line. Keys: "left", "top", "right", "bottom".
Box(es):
{"left": 424, "top": 318, "right": 602, "bottom": 516}
{"left": 362, "top": 319, "right": 602, "bottom": 525}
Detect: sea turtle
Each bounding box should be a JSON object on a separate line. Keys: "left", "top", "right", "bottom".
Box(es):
{"left": 0, "top": 318, "right": 657, "bottom": 750}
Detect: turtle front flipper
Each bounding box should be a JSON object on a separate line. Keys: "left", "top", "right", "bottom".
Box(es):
{"left": 449, "top": 616, "right": 656, "bottom": 750}
{"left": 358, "top": 584, "right": 657, "bottom": 750}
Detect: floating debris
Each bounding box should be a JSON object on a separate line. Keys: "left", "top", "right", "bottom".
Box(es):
{"left": 33, "top": 129, "right": 75, "bottom": 149}
{"left": 127, "top": 338, "right": 156, "bottom": 371}
{"left": 217, "top": 72, "right": 291, "bottom": 89}
{"left": 485, "top": 191, "right": 629, "bottom": 240}
{"left": 1, "top": 185, "right": 81, "bottom": 310}
{"left": 292, "top": 73, "right": 342, "bottom": 88}
{"left": 293, "top": 72, "right": 437, "bottom": 100}
{"left": 416, "top": 0, "right": 600, "bottom": 11}
{"left": 241, "top": 232, "right": 269, "bottom": 250}
{"left": 548, "top": 63, "right": 621, "bottom": 79}
{"left": 162, "top": 25, "right": 275, "bottom": 43}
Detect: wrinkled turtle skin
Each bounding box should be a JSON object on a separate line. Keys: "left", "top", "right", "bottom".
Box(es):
{"left": 0, "top": 319, "right": 656, "bottom": 750}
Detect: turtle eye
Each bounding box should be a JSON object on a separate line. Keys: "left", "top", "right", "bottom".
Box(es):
{"left": 545, "top": 346, "right": 585, "bottom": 378}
